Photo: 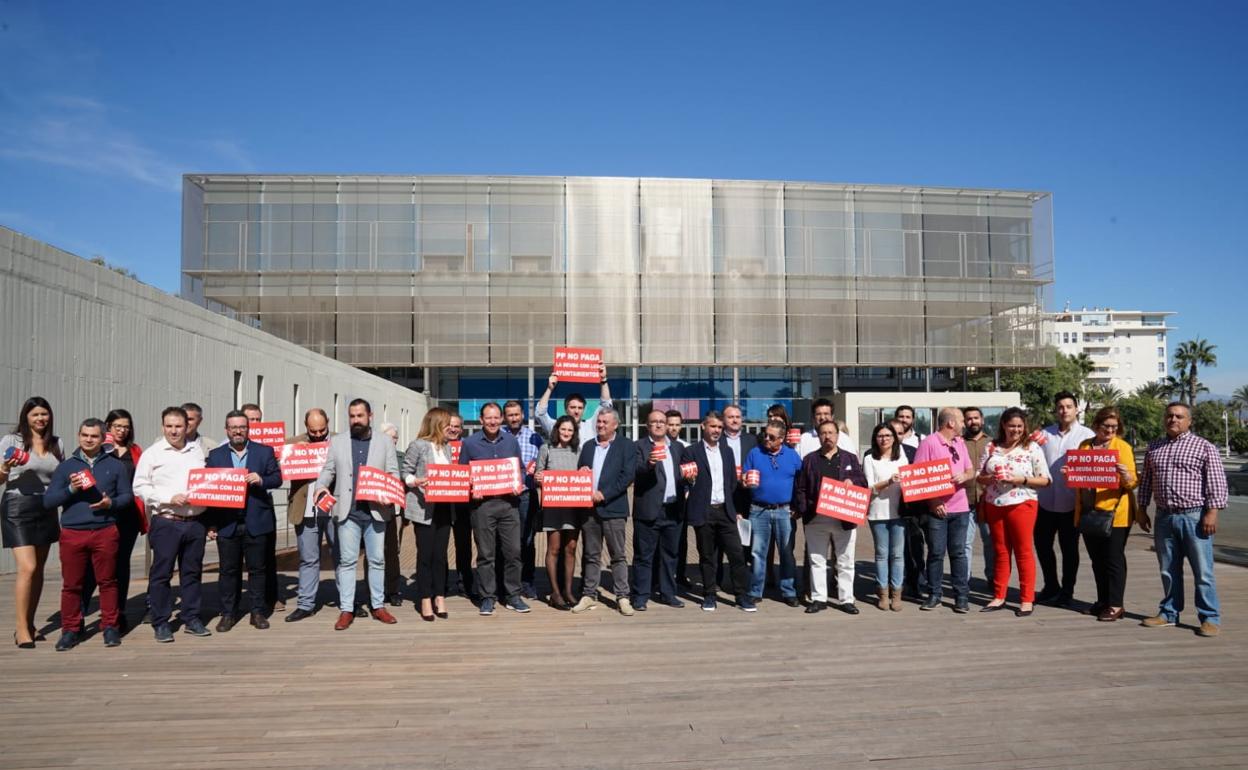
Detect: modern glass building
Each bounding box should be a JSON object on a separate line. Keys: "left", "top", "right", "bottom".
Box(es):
{"left": 182, "top": 175, "right": 1053, "bottom": 422}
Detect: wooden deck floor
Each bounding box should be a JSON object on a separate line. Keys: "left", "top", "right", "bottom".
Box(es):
{"left": 1, "top": 532, "right": 1246, "bottom": 769}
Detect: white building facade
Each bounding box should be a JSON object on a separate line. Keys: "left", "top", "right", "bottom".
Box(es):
{"left": 1044, "top": 308, "right": 1175, "bottom": 393}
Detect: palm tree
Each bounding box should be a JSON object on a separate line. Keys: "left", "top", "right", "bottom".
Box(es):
{"left": 1160, "top": 375, "right": 1186, "bottom": 401}
{"left": 1173, "top": 338, "right": 1218, "bottom": 405}
{"left": 1134, "top": 381, "right": 1171, "bottom": 401}
{"left": 1085, "top": 384, "right": 1124, "bottom": 411}
{"left": 1231, "top": 385, "right": 1248, "bottom": 425}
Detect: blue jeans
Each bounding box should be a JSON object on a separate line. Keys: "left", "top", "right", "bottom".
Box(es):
{"left": 1154, "top": 508, "right": 1220, "bottom": 625}
{"left": 966, "top": 506, "right": 994, "bottom": 585}
{"left": 925, "top": 512, "right": 970, "bottom": 603}
{"left": 748, "top": 505, "right": 796, "bottom": 599}
{"left": 295, "top": 515, "right": 338, "bottom": 611}
{"left": 335, "top": 517, "right": 387, "bottom": 611}
{"left": 869, "top": 519, "right": 906, "bottom": 590}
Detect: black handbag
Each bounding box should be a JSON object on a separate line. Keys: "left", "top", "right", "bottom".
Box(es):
{"left": 1079, "top": 510, "right": 1114, "bottom": 538}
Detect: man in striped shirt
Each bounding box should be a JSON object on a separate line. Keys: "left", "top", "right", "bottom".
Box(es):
{"left": 1137, "top": 402, "right": 1228, "bottom": 637}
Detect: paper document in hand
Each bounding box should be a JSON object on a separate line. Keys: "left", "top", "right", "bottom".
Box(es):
{"left": 737, "top": 517, "right": 752, "bottom": 546}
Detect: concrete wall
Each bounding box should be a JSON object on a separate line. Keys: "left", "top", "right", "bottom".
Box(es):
{"left": 0, "top": 225, "right": 427, "bottom": 572}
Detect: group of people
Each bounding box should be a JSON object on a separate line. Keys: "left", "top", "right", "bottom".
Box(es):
{"left": 0, "top": 377, "right": 1229, "bottom": 650}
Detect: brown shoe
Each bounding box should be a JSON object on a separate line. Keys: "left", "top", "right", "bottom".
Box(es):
{"left": 889, "top": 587, "right": 903, "bottom": 612}
{"left": 1097, "top": 607, "right": 1124, "bottom": 622}
{"left": 876, "top": 587, "right": 888, "bottom": 611}
{"left": 249, "top": 612, "right": 270, "bottom": 630}
{"left": 334, "top": 611, "right": 354, "bottom": 631}
{"left": 1197, "top": 622, "right": 1220, "bottom": 638}
{"left": 215, "top": 615, "right": 237, "bottom": 633}
{"left": 371, "top": 607, "right": 398, "bottom": 625}
{"left": 1141, "top": 615, "right": 1175, "bottom": 628}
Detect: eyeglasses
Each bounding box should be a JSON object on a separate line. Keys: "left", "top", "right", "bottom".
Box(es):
{"left": 762, "top": 434, "right": 782, "bottom": 443}
{"left": 1100, "top": 423, "right": 1120, "bottom": 431}
{"left": 948, "top": 446, "right": 960, "bottom": 463}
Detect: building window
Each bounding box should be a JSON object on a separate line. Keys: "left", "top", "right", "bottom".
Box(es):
{"left": 1158, "top": 363, "right": 1165, "bottom": 373}
{"left": 1157, "top": 347, "right": 1165, "bottom": 358}
{"left": 1062, "top": 332, "right": 1069, "bottom": 344}
{"left": 1156, "top": 332, "right": 1164, "bottom": 341}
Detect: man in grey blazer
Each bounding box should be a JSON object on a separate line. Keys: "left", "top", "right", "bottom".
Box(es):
{"left": 316, "top": 399, "right": 401, "bottom": 630}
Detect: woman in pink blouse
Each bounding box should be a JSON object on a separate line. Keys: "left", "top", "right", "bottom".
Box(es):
{"left": 977, "top": 407, "right": 1052, "bottom": 616}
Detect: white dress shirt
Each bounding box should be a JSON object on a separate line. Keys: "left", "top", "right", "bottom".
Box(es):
{"left": 704, "top": 440, "right": 726, "bottom": 505}
{"left": 133, "top": 437, "right": 207, "bottom": 518}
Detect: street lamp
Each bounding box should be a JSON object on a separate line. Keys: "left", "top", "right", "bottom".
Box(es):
{"left": 1224, "top": 410, "right": 1231, "bottom": 458}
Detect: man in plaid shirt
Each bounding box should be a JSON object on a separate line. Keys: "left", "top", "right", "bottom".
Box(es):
{"left": 503, "top": 400, "right": 544, "bottom": 599}
{"left": 1137, "top": 402, "right": 1228, "bottom": 637}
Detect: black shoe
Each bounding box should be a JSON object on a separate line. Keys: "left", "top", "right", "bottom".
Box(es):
{"left": 662, "top": 597, "right": 685, "bottom": 609}
{"left": 102, "top": 627, "right": 122, "bottom": 647}
{"left": 215, "top": 615, "right": 237, "bottom": 633}
{"left": 13, "top": 632, "right": 35, "bottom": 649}
{"left": 55, "top": 630, "right": 79, "bottom": 651}
{"left": 387, "top": 594, "right": 403, "bottom": 607}
{"left": 183, "top": 619, "right": 211, "bottom": 637}
{"left": 804, "top": 602, "right": 825, "bottom": 614}
{"left": 784, "top": 597, "right": 801, "bottom": 608}
{"left": 979, "top": 602, "right": 1008, "bottom": 613}
{"left": 285, "top": 608, "right": 314, "bottom": 623}
{"left": 920, "top": 597, "right": 941, "bottom": 611}
{"left": 836, "top": 602, "right": 861, "bottom": 615}
{"left": 953, "top": 601, "right": 970, "bottom": 614}
{"left": 354, "top": 605, "right": 369, "bottom": 618}
{"left": 153, "top": 623, "right": 175, "bottom": 643}
{"left": 1051, "top": 593, "right": 1073, "bottom": 608}
{"left": 250, "top": 612, "right": 270, "bottom": 630}
{"left": 521, "top": 583, "right": 537, "bottom": 600}
{"left": 1035, "top": 586, "right": 1061, "bottom": 604}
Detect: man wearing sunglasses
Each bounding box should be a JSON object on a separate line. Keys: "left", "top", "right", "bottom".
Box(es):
{"left": 741, "top": 419, "right": 803, "bottom": 607}
{"left": 913, "top": 408, "right": 977, "bottom": 613}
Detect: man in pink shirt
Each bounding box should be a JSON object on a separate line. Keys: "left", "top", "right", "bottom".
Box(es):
{"left": 913, "top": 407, "right": 976, "bottom": 613}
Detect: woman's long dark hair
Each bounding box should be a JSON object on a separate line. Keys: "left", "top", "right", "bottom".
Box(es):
{"left": 869, "top": 423, "right": 901, "bottom": 461}
{"left": 994, "top": 406, "right": 1031, "bottom": 449}
{"left": 15, "top": 396, "right": 62, "bottom": 459}
{"left": 105, "top": 408, "right": 136, "bottom": 449}
{"left": 552, "top": 415, "right": 580, "bottom": 452}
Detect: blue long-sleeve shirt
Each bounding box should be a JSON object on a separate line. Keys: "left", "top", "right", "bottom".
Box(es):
{"left": 44, "top": 450, "right": 134, "bottom": 530}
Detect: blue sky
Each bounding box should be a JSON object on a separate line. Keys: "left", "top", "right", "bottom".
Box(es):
{"left": 2, "top": 2, "right": 1245, "bottom": 393}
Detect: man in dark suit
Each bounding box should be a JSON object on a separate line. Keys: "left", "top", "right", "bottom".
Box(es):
{"left": 206, "top": 410, "right": 283, "bottom": 631}
{"left": 633, "top": 409, "right": 687, "bottom": 610}
{"left": 572, "top": 408, "right": 636, "bottom": 615}
{"left": 685, "top": 411, "right": 754, "bottom": 612}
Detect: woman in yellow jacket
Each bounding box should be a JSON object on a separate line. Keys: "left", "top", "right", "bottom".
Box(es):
{"left": 1071, "top": 406, "right": 1141, "bottom": 622}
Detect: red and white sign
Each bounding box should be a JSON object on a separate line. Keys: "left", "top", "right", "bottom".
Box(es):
{"left": 745, "top": 469, "right": 761, "bottom": 488}
{"left": 1029, "top": 429, "right": 1049, "bottom": 447}
{"left": 469, "top": 457, "right": 522, "bottom": 497}
{"left": 552, "top": 346, "right": 603, "bottom": 383}
{"left": 247, "top": 421, "right": 287, "bottom": 449}
{"left": 449, "top": 441, "right": 462, "bottom": 463}
{"left": 540, "top": 469, "right": 594, "bottom": 508}
{"left": 187, "top": 468, "right": 248, "bottom": 508}
{"left": 314, "top": 490, "right": 336, "bottom": 514}
{"left": 815, "top": 477, "right": 871, "bottom": 524}
{"left": 1065, "top": 448, "right": 1121, "bottom": 489}
{"left": 680, "top": 461, "right": 698, "bottom": 480}
{"left": 650, "top": 444, "right": 668, "bottom": 462}
{"left": 71, "top": 469, "right": 97, "bottom": 491}
{"left": 279, "top": 442, "right": 330, "bottom": 482}
{"left": 786, "top": 428, "right": 802, "bottom": 446}
{"left": 898, "top": 459, "right": 955, "bottom": 503}
{"left": 355, "top": 466, "right": 405, "bottom": 506}
{"left": 425, "top": 464, "right": 472, "bottom": 503}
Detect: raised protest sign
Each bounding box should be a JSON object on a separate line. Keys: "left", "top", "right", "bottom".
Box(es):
{"left": 279, "top": 442, "right": 330, "bottom": 482}
{"left": 1064, "top": 448, "right": 1121, "bottom": 489}
{"left": 540, "top": 469, "right": 594, "bottom": 508}
{"left": 425, "top": 464, "right": 472, "bottom": 503}
{"left": 248, "top": 421, "right": 287, "bottom": 448}
{"left": 355, "top": 466, "right": 405, "bottom": 506}
{"left": 470, "top": 457, "right": 522, "bottom": 497}
{"left": 553, "top": 347, "right": 603, "bottom": 383}
{"left": 187, "top": 468, "right": 248, "bottom": 508}
{"left": 815, "top": 477, "right": 871, "bottom": 525}
{"left": 898, "top": 459, "right": 955, "bottom": 503}
{"left": 449, "top": 440, "right": 462, "bottom": 463}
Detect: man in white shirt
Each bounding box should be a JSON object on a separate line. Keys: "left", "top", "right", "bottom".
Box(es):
{"left": 1036, "top": 391, "right": 1095, "bottom": 606}
{"left": 535, "top": 363, "right": 612, "bottom": 445}
{"left": 133, "top": 406, "right": 210, "bottom": 643}
{"left": 797, "top": 398, "right": 856, "bottom": 459}
{"left": 894, "top": 405, "right": 921, "bottom": 450}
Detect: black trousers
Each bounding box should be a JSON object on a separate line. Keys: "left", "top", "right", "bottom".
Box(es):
{"left": 415, "top": 506, "right": 453, "bottom": 600}
{"left": 903, "top": 513, "right": 929, "bottom": 591}
{"left": 265, "top": 530, "right": 279, "bottom": 607}
{"left": 696, "top": 509, "right": 749, "bottom": 598}
{"left": 633, "top": 505, "right": 683, "bottom": 603}
{"left": 1083, "top": 525, "right": 1129, "bottom": 607}
{"left": 450, "top": 503, "right": 475, "bottom": 597}
{"left": 1035, "top": 507, "right": 1080, "bottom": 597}
{"left": 218, "top": 530, "right": 273, "bottom": 617}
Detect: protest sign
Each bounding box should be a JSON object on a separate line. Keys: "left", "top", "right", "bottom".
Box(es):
{"left": 187, "top": 468, "right": 248, "bottom": 508}
{"left": 469, "top": 457, "right": 522, "bottom": 497}
{"left": 279, "top": 442, "right": 330, "bottom": 482}
{"left": 425, "top": 464, "right": 472, "bottom": 503}
{"left": 540, "top": 469, "right": 594, "bottom": 508}
{"left": 1065, "top": 448, "right": 1121, "bottom": 489}
{"left": 815, "top": 477, "right": 871, "bottom": 524}
{"left": 355, "top": 466, "right": 405, "bottom": 506}
{"left": 899, "top": 459, "right": 955, "bottom": 503}
{"left": 553, "top": 347, "right": 603, "bottom": 383}
{"left": 248, "top": 422, "right": 287, "bottom": 448}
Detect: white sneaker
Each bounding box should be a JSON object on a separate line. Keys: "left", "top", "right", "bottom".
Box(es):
{"left": 570, "top": 596, "right": 598, "bottom": 614}
{"left": 618, "top": 597, "right": 635, "bottom": 617}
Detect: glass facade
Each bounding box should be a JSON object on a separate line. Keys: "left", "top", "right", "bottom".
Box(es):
{"left": 182, "top": 174, "right": 1054, "bottom": 377}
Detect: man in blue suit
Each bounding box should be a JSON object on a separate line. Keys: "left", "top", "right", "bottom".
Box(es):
{"left": 571, "top": 408, "right": 636, "bottom": 615}
{"left": 206, "top": 410, "right": 282, "bottom": 631}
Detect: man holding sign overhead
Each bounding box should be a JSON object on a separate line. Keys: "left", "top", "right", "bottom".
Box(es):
{"left": 316, "top": 399, "right": 400, "bottom": 630}
{"left": 912, "top": 408, "right": 977, "bottom": 614}
{"left": 536, "top": 357, "right": 612, "bottom": 446}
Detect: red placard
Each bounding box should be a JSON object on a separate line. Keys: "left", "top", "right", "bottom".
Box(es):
{"left": 1065, "top": 448, "right": 1120, "bottom": 489}
{"left": 898, "top": 459, "right": 955, "bottom": 503}
{"left": 187, "top": 468, "right": 248, "bottom": 508}
{"left": 314, "top": 489, "right": 336, "bottom": 514}
{"left": 449, "top": 441, "right": 462, "bottom": 463}
{"left": 680, "top": 461, "right": 698, "bottom": 480}
{"left": 552, "top": 347, "right": 603, "bottom": 383}
{"left": 355, "top": 466, "right": 405, "bottom": 506}
{"left": 815, "top": 477, "right": 871, "bottom": 524}
{"left": 425, "top": 464, "right": 471, "bottom": 503}
{"left": 247, "top": 421, "right": 287, "bottom": 448}
{"left": 279, "top": 442, "right": 330, "bottom": 482}
{"left": 541, "top": 469, "right": 594, "bottom": 508}
{"left": 469, "top": 457, "right": 522, "bottom": 497}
